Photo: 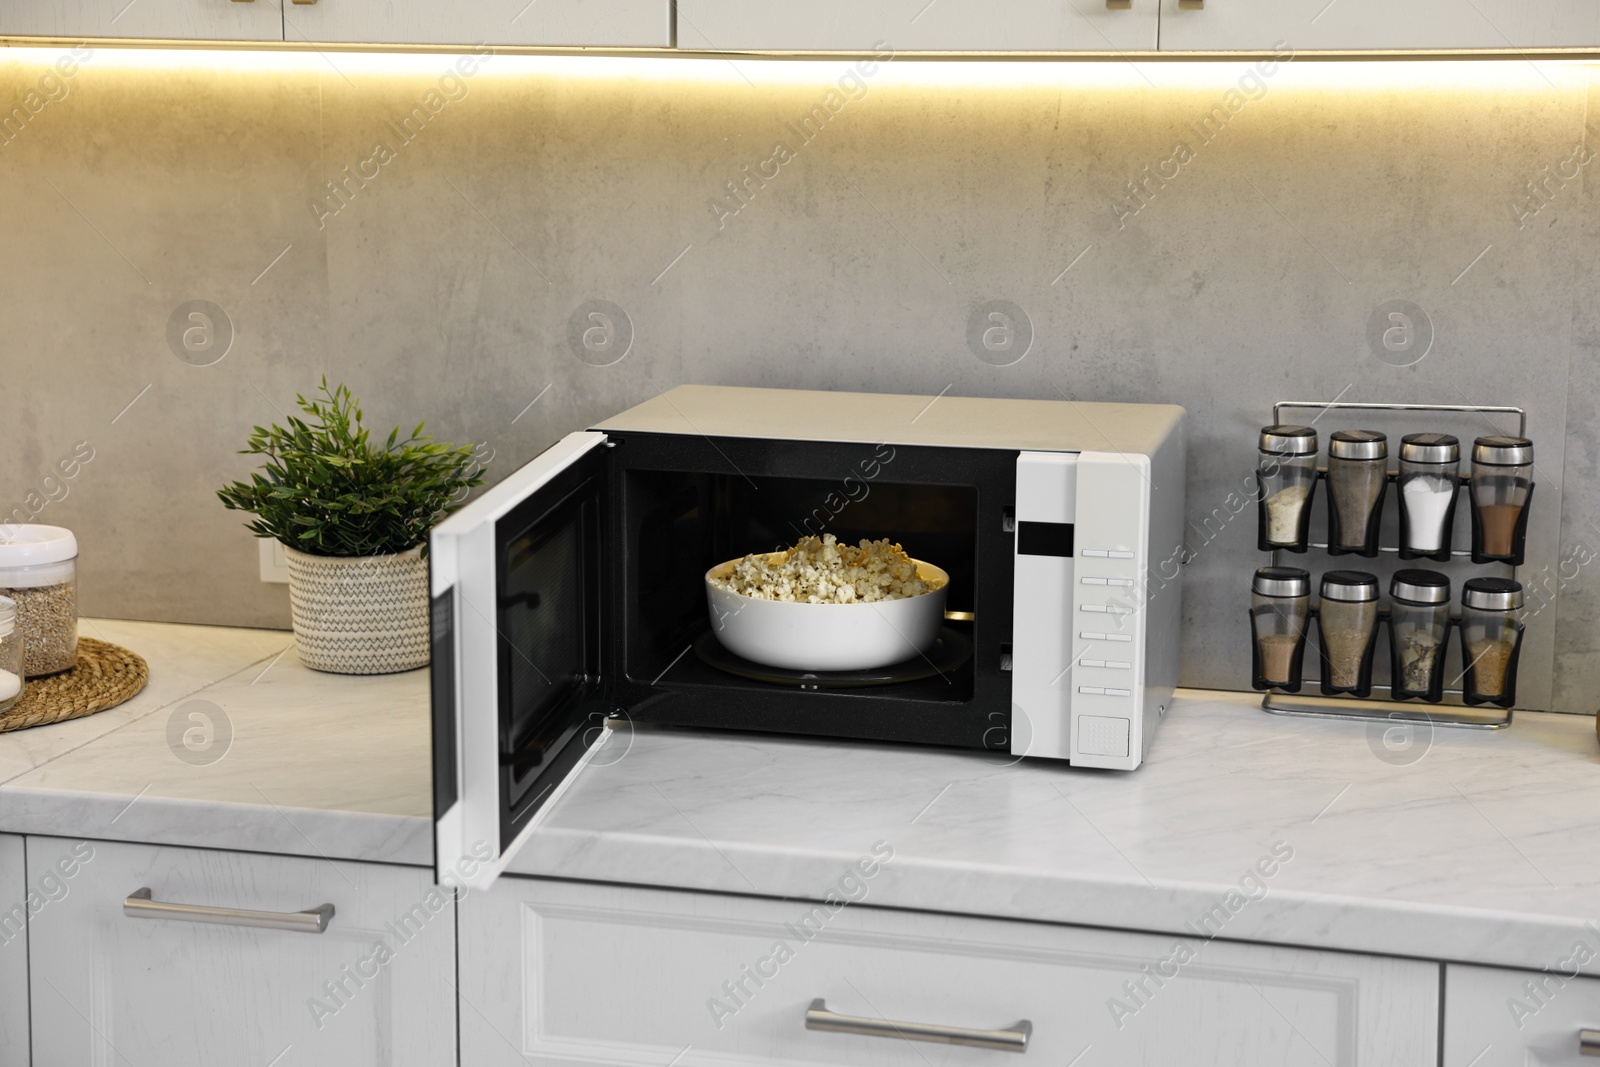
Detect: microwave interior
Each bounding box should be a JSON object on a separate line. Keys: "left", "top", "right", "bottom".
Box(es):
{"left": 493, "top": 433, "right": 1019, "bottom": 815}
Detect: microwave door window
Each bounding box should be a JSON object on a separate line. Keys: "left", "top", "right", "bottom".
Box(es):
{"left": 499, "top": 488, "right": 603, "bottom": 828}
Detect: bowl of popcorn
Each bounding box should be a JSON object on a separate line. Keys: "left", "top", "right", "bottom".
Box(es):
{"left": 705, "top": 534, "right": 949, "bottom": 672}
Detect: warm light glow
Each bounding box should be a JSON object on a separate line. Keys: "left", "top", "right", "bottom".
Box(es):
{"left": 0, "top": 41, "right": 1592, "bottom": 95}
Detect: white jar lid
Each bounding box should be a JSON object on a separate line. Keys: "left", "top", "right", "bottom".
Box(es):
{"left": 0, "top": 526, "right": 77, "bottom": 566}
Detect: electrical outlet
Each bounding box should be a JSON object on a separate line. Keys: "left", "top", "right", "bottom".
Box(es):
{"left": 259, "top": 539, "right": 289, "bottom": 584}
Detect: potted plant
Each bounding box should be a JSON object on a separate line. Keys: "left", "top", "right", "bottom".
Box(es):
{"left": 217, "top": 379, "right": 485, "bottom": 675}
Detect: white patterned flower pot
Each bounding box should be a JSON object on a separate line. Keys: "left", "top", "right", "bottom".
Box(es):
{"left": 282, "top": 545, "right": 429, "bottom": 675}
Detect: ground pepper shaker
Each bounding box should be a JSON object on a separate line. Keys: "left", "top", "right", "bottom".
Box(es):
{"left": 1459, "top": 578, "right": 1523, "bottom": 707}
{"left": 1469, "top": 436, "right": 1534, "bottom": 565}
{"left": 1256, "top": 426, "right": 1318, "bottom": 552}
{"left": 1326, "top": 431, "right": 1388, "bottom": 557}
{"left": 1397, "top": 434, "right": 1460, "bottom": 562}
{"left": 1316, "top": 570, "right": 1380, "bottom": 697}
{"left": 1250, "top": 567, "right": 1311, "bottom": 691}
{"left": 1387, "top": 570, "right": 1451, "bottom": 702}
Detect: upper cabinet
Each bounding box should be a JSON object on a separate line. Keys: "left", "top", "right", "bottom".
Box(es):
{"left": 0, "top": 0, "right": 285, "bottom": 41}
{"left": 676, "top": 0, "right": 1158, "bottom": 52}
{"left": 1, "top": 0, "right": 1593, "bottom": 52}
{"left": 1159, "top": 0, "right": 1600, "bottom": 51}
{"left": 283, "top": 0, "right": 670, "bottom": 47}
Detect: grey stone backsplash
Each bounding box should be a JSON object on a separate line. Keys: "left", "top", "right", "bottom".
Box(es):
{"left": 1, "top": 47, "right": 1594, "bottom": 710}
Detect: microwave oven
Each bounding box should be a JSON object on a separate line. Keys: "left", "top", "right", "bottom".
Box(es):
{"left": 429, "top": 385, "right": 1186, "bottom": 888}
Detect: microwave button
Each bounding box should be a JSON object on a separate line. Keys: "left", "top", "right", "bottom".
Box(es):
{"left": 1080, "top": 631, "right": 1107, "bottom": 640}
{"left": 1077, "top": 685, "right": 1106, "bottom": 695}
{"left": 1105, "top": 578, "right": 1134, "bottom": 587}
{"left": 1081, "top": 658, "right": 1106, "bottom": 667}
{"left": 1081, "top": 577, "right": 1107, "bottom": 586}
{"left": 1106, "top": 634, "right": 1132, "bottom": 642}
{"left": 1104, "top": 687, "right": 1132, "bottom": 697}
{"left": 1081, "top": 604, "right": 1109, "bottom": 613}
{"left": 1081, "top": 549, "right": 1109, "bottom": 557}
{"left": 1109, "top": 550, "right": 1136, "bottom": 559}
{"left": 1106, "top": 660, "right": 1132, "bottom": 669}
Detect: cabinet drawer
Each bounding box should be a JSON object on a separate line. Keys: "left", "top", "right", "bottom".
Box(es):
{"left": 27, "top": 836, "right": 454, "bottom": 1067}
{"left": 0, "top": 0, "right": 285, "bottom": 41}
{"left": 462, "top": 875, "right": 1439, "bottom": 1065}
{"left": 284, "top": 0, "right": 671, "bottom": 47}
{"left": 1445, "top": 962, "right": 1600, "bottom": 1067}
{"left": 676, "top": 0, "right": 1158, "bottom": 52}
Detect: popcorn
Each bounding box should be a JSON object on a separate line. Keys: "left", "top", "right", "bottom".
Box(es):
{"left": 711, "top": 534, "right": 937, "bottom": 605}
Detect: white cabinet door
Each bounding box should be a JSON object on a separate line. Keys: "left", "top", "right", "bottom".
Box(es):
{"left": 1158, "top": 0, "right": 1600, "bottom": 51}
{"left": 284, "top": 0, "right": 670, "bottom": 46}
{"left": 0, "top": 835, "right": 27, "bottom": 1067}
{"left": 27, "top": 837, "right": 455, "bottom": 1067}
{"left": 1444, "top": 962, "right": 1600, "bottom": 1066}
{"left": 0, "top": 0, "right": 285, "bottom": 41}
{"left": 676, "top": 0, "right": 1158, "bottom": 52}
{"left": 461, "top": 875, "right": 1440, "bottom": 1065}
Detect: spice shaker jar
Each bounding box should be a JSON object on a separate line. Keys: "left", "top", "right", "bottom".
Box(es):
{"left": 0, "top": 525, "right": 78, "bottom": 677}
{"left": 1326, "top": 431, "right": 1388, "bottom": 557}
{"left": 1256, "top": 425, "right": 1319, "bottom": 552}
{"left": 1250, "top": 567, "right": 1311, "bottom": 691}
{"left": 1459, "top": 578, "right": 1523, "bottom": 708}
{"left": 0, "top": 597, "right": 22, "bottom": 715}
{"left": 1397, "top": 434, "right": 1460, "bottom": 562}
{"left": 1387, "top": 570, "right": 1451, "bottom": 703}
{"left": 1469, "top": 436, "right": 1534, "bottom": 565}
{"left": 1316, "top": 570, "right": 1380, "bottom": 697}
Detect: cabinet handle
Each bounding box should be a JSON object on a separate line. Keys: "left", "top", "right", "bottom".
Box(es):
{"left": 1581, "top": 1029, "right": 1600, "bottom": 1056}
{"left": 123, "top": 888, "right": 334, "bottom": 934}
{"left": 1106, "top": 0, "right": 1132, "bottom": 8}
{"left": 290, "top": 0, "right": 319, "bottom": 5}
{"left": 1178, "top": 0, "right": 1204, "bottom": 7}
{"left": 804, "top": 999, "right": 1031, "bottom": 1053}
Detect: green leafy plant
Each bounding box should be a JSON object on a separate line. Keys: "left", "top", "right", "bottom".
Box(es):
{"left": 217, "top": 378, "right": 486, "bottom": 557}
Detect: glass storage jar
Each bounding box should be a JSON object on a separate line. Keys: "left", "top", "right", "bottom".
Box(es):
{"left": 1250, "top": 567, "right": 1311, "bottom": 691}
{"left": 1317, "top": 570, "right": 1380, "bottom": 697}
{"left": 1326, "top": 431, "right": 1388, "bottom": 557}
{"left": 0, "top": 525, "right": 78, "bottom": 677}
{"left": 0, "top": 596, "right": 22, "bottom": 714}
{"left": 1459, "top": 577, "right": 1523, "bottom": 707}
{"left": 1256, "top": 425, "right": 1318, "bottom": 552}
{"left": 1469, "top": 436, "right": 1534, "bottom": 565}
{"left": 1397, "top": 433, "right": 1460, "bottom": 562}
{"left": 1387, "top": 570, "right": 1451, "bottom": 702}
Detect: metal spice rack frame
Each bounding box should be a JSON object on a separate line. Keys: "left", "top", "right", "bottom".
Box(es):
{"left": 1258, "top": 399, "right": 1527, "bottom": 730}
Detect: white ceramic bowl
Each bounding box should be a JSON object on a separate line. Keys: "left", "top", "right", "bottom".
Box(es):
{"left": 704, "top": 554, "right": 949, "bottom": 672}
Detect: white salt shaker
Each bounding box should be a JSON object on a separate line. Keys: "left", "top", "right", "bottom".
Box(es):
{"left": 0, "top": 596, "right": 24, "bottom": 712}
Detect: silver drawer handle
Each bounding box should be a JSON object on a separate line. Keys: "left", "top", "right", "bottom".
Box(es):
{"left": 1178, "top": 0, "right": 1204, "bottom": 7}
{"left": 124, "top": 888, "right": 334, "bottom": 934}
{"left": 1581, "top": 1029, "right": 1600, "bottom": 1056}
{"left": 805, "top": 998, "right": 1031, "bottom": 1053}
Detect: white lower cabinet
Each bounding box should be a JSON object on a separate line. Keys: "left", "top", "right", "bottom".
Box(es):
{"left": 1444, "top": 963, "right": 1600, "bottom": 1066}
{"left": 460, "top": 877, "right": 1439, "bottom": 1065}
{"left": 26, "top": 836, "right": 455, "bottom": 1067}
{"left": 0, "top": 834, "right": 29, "bottom": 1066}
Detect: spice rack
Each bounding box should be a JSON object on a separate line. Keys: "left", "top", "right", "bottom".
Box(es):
{"left": 1257, "top": 400, "right": 1526, "bottom": 730}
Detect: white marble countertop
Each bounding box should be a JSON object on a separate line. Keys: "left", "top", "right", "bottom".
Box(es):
{"left": 0, "top": 620, "right": 431, "bottom": 866}
{"left": 514, "top": 691, "right": 1600, "bottom": 977}
{"left": 3, "top": 620, "right": 1599, "bottom": 976}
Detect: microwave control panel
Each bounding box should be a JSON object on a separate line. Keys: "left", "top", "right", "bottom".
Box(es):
{"left": 1010, "top": 450, "right": 1152, "bottom": 770}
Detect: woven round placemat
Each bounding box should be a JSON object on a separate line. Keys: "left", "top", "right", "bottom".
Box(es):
{"left": 0, "top": 637, "right": 148, "bottom": 733}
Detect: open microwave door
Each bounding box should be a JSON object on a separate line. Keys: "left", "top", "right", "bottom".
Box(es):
{"left": 430, "top": 430, "right": 614, "bottom": 892}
